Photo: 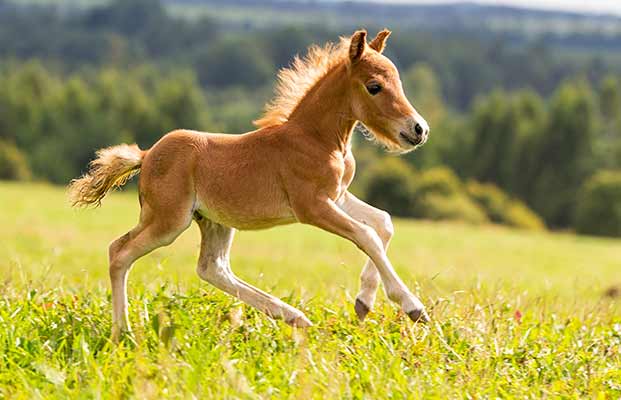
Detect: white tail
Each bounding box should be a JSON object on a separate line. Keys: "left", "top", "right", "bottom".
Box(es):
{"left": 68, "top": 144, "right": 144, "bottom": 207}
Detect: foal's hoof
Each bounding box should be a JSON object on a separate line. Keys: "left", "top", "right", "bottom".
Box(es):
{"left": 407, "top": 308, "right": 429, "bottom": 323}
{"left": 111, "top": 327, "right": 133, "bottom": 344}
{"left": 286, "top": 314, "right": 313, "bottom": 328}
{"left": 111, "top": 326, "right": 123, "bottom": 344}
{"left": 354, "top": 298, "right": 370, "bottom": 321}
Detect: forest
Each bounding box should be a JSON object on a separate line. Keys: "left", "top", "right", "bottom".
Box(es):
{"left": 1, "top": 0, "right": 620, "bottom": 236}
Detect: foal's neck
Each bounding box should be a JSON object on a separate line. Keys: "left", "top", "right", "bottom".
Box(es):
{"left": 287, "top": 64, "right": 356, "bottom": 154}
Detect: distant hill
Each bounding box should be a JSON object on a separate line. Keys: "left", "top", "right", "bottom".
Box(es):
{"left": 164, "top": 0, "right": 621, "bottom": 37}
{"left": 7, "top": 0, "right": 621, "bottom": 40}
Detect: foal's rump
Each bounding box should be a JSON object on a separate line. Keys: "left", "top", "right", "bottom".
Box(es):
{"left": 67, "top": 129, "right": 198, "bottom": 208}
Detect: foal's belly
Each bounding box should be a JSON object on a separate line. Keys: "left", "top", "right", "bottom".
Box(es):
{"left": 193, "top": 171, "right": 297, "bottom": 230}
{"left": 199, "top": 210, "right": 296, "bottom": 230}
{"left": 195, "top": 186, "right": 297, "bottom": 230}
{"left": 195, "top": 201, "right": 296, "bottom": 230}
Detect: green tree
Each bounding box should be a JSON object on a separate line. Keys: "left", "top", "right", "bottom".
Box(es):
{"left": 195, "top": 36, "right": 274, "bottom": 89}
{"left": 139, "top": 72, "right": 212, "bottom": 146}
{"left": 401, "top": 63, "right": 457, "bottom": 171}
{"left": 0, "top": 139, "right": 31, "bottom": 180}
{"left": 599, "top": 76, "right": 621, "bottom": 122}
{"left": 529, "top": 80, "right": 600, "bottom": 227}
{"left": 466, "top": 89, "right": 546, "bottom": 197}
{"left": 358, "top": 157, "right": 417, "bottom": 217}
{"left": 596, "top": 76, "right": 621, "bottom": 169}
{"left": 402, "top": 63, "right": 445, "bottom": 129}
{"left": 575, "top": 170, "right": 621, "bottom": 237}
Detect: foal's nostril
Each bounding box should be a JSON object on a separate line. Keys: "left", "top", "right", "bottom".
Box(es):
{"left": 414, "top": 123, "right": 424, "bottom": 136}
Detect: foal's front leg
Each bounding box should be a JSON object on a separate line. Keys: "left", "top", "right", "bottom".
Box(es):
{"left": 295, "top": 197, "right": 428, "bottom": 323}
{"left": 338, "top": 192, "right": 393, "bottom": 321}
{"left": 195, "top": 217, "right": 312, "bottom": 327}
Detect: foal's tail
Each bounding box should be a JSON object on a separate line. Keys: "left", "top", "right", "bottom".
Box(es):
{"left": 68, "top": 143, "right": 145, "bottom": 207}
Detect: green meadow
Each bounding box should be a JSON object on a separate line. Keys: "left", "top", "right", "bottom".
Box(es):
{"left": 1, "top": 182, "right": 620, "bottom": 398}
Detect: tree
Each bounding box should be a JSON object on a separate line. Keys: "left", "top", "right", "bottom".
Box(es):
{"left": 599, "top": 76, "right": 621, "bottom": 122}
{"left": 575, "top": 170, "right": 621, "bottom": 237}
{"left": 596, "top": 76, "right": 621, "bottom": 170}
{"left": 528, "top": 80, "right": 600, "bottom": 227}
{"left": 194, "top": 36, "right": 274, "bottom": 89}
{"left": 0, "top": 139, "right": 31, "bottom": 181}
{"left": 465, "top": 89, "right": 546, "bottom": 197}
{"left": 359, "top": 157, "right": 417, "bottom": 217}
{"left": 84, "top": 0, "right": 166, "bottom": 37}
{"left": 402, "top": 63, "right": 445, "bottom": 131}
{"left": 401, "top": 63, "right": 453, "bottom": 170}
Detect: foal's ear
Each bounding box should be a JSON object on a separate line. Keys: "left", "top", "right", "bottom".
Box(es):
{"left": 349, "top": 30, "right": 367, "bottom": 63}
{"left": 369, "top": 29, "right": 391, "bottom": 53}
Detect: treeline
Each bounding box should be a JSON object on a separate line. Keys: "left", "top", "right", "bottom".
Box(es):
{"left": 2, "top": 61, "right": 620, "bottom": 235}
{"left": 1, "top": 0, "right": 621, "bottom": 236}
{"left": 0, "top": 0, "right": 618, "bottom": 109}
{"left": 0, "top": 63, "right": 210, "bottom": 183}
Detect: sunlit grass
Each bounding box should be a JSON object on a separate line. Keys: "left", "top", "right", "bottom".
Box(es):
{"left": 1, "top": 182, "right": 620, "bottom": 398}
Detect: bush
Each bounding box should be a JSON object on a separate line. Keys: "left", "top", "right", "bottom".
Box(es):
{"left": 575, "top": 171, "right": 621, "bottom": 237}
{"left": 411, "top": 167, "right": 488, "bottom": 224}
{"left": 465, "top": 181, "right": 507, "bottom": 222}
{"left": 359, "top": 163, "right": 543, "bottom": 228}
{"left": 466, "top": 181, "right": 545, "bottom": 230}
{"left": 360, "top": 157, "right": 417, "bottom": 217}
{"left": 414, "top": 192, "right": 489, "bottom": 224}
{"left": 503, "top": 201, "right": 546, "bottom": 231}
{"left": 0, "top": 140, "right": 31, "bottom": 181}
{"left": 412, "top": 167, "right": 463, "bottom": 198}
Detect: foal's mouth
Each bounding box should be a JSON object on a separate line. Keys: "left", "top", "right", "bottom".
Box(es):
{"left": 399, "top": 131, "right": 423, "bottom": 147}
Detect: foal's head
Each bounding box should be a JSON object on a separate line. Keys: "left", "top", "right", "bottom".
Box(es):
{"left": 347, "top": 30, "right": 429, "bottom": 153}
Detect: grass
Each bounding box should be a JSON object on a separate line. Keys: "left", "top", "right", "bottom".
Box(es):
{"left": 0, "top": 181, "right": 620, "bottom": 398}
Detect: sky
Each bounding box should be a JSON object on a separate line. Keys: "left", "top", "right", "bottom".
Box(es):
{"left": 366, "top": 0, "right": 621, "bottom": 16}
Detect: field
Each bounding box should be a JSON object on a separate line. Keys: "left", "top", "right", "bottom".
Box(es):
{"left": 0, "top": 182, "right": 620, "bottom": 398}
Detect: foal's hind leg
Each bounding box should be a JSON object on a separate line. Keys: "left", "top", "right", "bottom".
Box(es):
{"left": 195, "top": 217, "right": 312, "bottom": 327}
{"left": 109, "top": 203, "right": 193, "bottom": 341}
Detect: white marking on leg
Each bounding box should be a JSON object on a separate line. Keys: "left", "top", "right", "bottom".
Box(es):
{"left": 109, "top": 213, "right": 192, "bottom": 341}
{"left": 338, "top": 192, "right": 394, "bottom": 318}
{"left": 196, "top": 220, "right": 312, "bottom": 327}
{"left": 295, "top": 197, "right": 427, "bottom": 322}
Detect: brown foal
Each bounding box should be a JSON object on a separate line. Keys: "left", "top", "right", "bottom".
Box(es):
{"left": 69, "top": 29, "right": 430, "bottom": 341}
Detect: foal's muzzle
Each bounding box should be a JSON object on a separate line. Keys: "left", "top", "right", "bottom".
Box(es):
{"left": 399, "top": 115, "right": 429, "bottom": 147}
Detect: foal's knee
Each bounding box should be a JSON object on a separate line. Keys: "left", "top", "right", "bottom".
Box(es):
{"left": 109, "top": 233, "right": 131, "bottom": 278}
{"left": 375, "top": 211, "right": 394, "bottom": 243}
{"left": 109, "top": 233, "right": 130, "bottom": 260}
{"left": 109, "top": 256, "right": 129, "bottom": 279}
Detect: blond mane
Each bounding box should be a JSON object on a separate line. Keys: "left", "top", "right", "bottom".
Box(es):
{"left": 253, "top": 38, "right": 350, "bottom": 129}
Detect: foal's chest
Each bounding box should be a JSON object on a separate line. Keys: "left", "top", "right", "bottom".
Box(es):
{"left": 330, "top": 149, "right": 356, "bottom": 201}
{"left": 341, "top": 150, "right": 356, "bottom": 191}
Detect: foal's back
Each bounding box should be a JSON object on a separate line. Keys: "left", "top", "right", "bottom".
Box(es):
{"left": 139, "top": 129, "right": 298, "bottom": 230}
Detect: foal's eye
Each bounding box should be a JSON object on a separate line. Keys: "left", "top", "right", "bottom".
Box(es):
{"left": 366, "top": 83, "right": 382, "bottom": 96}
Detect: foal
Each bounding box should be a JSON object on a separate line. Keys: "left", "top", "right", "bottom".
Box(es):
{"left": 69, "top": 29, "right": 430, "bottom": 340}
